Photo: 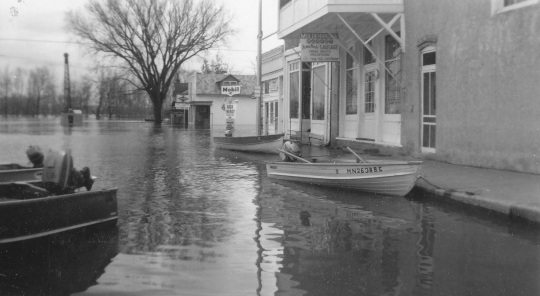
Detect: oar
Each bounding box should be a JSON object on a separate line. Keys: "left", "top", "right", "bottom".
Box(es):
{"left": 277, "top": 149, "right": 312, "bottom": 163}
{"left": 346, "top": 147, "right": 367, "bottom": 163}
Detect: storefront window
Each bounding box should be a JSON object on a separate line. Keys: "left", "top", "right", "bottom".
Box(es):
{"left": 312, "top": 65, "right": 326, "bottom": 120}
{"left": 289, "top": 61, "right": 300, "bottom": 118}
{"left": 385, "top": 34, "right": 402, "bottom": 114}
{"left": 346, "top": 51, "right": 358, "bottom": 114}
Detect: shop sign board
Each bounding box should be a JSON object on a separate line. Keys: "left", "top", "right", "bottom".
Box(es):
{"left": 300, "top": 33, "right": 339, "bottom": 62}
{"left": 225, "top": 103, "right": 236, "bottom": 119}
{"left": 224, "top": 103, "right": 236, "bottom": 130}
{"left": 221, "top": 85, "right": 241, "bottom": 97}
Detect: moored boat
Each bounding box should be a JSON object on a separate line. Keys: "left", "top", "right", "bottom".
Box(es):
{"left": 214, "top": 133, "right": 284, "bottom": 154}
{"left": 266, "top": 146, "right": 423, "bottom": 197}
{"left": 0, "top": 186, "right": 118, "bottom": 244}
{"left": 0, "top": 150, "right": 118, "bottom": 244}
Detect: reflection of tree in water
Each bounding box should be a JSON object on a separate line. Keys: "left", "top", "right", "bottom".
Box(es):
{"left": 122, "top": 129, "right": 241, "bottom": 262}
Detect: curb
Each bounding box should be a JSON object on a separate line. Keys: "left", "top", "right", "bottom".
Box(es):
{"left": 414, "top": 181, "right": 540, "bottom": 224}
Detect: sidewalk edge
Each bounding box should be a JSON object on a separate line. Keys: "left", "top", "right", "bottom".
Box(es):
{"left": 414, "top": 182, "right": 540, "bottom": 224}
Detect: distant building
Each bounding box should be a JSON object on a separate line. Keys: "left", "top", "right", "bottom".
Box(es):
{"left": 277, "top": 0, "right": 540, "bottom": 174}
{"left": 261, "top": 46, "right": 284, "bottom": 136}
{"left": 185, "top": 73, "right": 257, "bottom": 132}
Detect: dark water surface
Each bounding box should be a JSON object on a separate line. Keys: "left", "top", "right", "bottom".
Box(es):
{"left": 0, "top": 118, "right": 539, "bottom": 296}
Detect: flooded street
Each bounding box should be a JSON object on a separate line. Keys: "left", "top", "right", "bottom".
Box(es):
{"left": 1, "top": 118, "right": 539, "bottom": 296}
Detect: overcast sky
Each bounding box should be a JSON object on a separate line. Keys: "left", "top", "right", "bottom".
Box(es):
{"left": 0, "top": 0, "right": 282, "bottom": 85}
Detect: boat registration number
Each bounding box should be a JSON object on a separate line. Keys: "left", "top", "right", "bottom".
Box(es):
{"left": 346, "top": 167, "right": 382, "bottom": 174}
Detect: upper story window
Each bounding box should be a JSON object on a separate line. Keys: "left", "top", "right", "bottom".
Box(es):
{"left": 222, "top": 81, "right": 238, "bottom": 86}
{"left": 492, "top": 0, "right": 538, "bottom": 14}
{"left": 280, "top": 0, "right": 292, "bottom": 9}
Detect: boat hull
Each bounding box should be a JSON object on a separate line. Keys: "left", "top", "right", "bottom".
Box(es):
{"left": 0, "top": 188, "right": 118, "bottom": 244}
{"left": 214, "top": 134, "right": 284, "bottom": 154}
{"left": 0, "top": 164, "right": 42, "bottom": 183}
{"left": 266, "top": 160, "right": 423, "bottom": 197}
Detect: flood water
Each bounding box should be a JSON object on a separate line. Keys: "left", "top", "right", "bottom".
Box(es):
{"left": 0, "top": 118, "right": 539, "bottom": 296}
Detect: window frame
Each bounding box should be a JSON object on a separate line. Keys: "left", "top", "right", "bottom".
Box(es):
{"left": 492, "top": 0, "right": 538, "bottom": 14}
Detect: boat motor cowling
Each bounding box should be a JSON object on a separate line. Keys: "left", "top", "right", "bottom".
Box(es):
{"left": 280, "top": 141, "right": 302, "bottom": 162}
{"left": 42, "top": 150, "right": 73, "bottom": 193}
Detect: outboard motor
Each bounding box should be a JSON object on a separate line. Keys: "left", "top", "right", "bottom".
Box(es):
{"left": 42, "top": 150, "right": 94, "bottom": 194}
{"left": 280, "top": 141, "right": 302, "bottom": 162}
{"left": 26, "top": 145, "right": 44, "bottom": 168}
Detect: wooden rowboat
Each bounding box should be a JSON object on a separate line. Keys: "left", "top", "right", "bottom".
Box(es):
{"left": 0, "top": 163, "right": 42, "bottom": 183}
{"left": 214, "top": 134, "right": 284, "bottom": 154}
{"left": 266, "top": 147, "right": 423, "bottom": 197}
{"left": 0, "top": 183, "right": 118, "bottom": 244}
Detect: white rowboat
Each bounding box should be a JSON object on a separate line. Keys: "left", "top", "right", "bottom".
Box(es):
{"left": 214, "top": 134, "right": 284, "bottom": 154}
{"left": 266, "top": 156, "right": 423, "bottom": 197}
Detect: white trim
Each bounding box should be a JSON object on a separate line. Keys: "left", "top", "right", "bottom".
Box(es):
{"left": 492, "top": 0, "right": 539, "bottom": 15}
{"left": 336, "top": 137, "right": 403, "bottom": 148}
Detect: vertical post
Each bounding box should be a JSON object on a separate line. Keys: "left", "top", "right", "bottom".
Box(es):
{"left": 256, "top": 0, "right": 262, "bottom": 135}
{"left": 63, "top": 53, "right": 71, "bottom": 113}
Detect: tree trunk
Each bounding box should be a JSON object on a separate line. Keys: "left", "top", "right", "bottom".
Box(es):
{"left": 152, "top": 97, "right": 163, "bottom": 126}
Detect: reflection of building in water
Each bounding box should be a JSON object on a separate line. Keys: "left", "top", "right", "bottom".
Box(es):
{"left": 413, "top": 204, "right": 436, "bottom": 294}
{"left": 257, "top": 180, "right": 423, "bottom": 295}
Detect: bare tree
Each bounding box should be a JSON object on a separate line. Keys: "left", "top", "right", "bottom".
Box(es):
{"left": 1, "top": 66, "right": 10, "bottom": 116}
{"left": 67, "top": 0, "right": 233, "bottom": 125}
{"left": 201, "top": 53, "right": 231, "bottom": 74}
{"left": 28, "top": 66, "right": 55, "bottom": 116}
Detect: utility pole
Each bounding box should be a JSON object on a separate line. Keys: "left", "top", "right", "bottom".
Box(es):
{"left": 256, "top": 0, "right": 262, "bottom": 135}
{"left": 64, "top": 53, "right": 71, "bottom": 113}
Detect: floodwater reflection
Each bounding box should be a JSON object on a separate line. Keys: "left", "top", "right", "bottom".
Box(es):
{"left": 0, "top": 119, "right": 538, "bottom": 296}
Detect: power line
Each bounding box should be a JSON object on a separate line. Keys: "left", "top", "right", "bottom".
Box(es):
{"left": 0, "top": 38, "right": 257, "bottom": 52}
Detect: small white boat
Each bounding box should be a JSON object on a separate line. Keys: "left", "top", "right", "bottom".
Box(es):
{"left": 266, "top": 147, "right": 423, "bottom": 197}
{"left": 214, "top": 134, "right": 284, "bottom": 154}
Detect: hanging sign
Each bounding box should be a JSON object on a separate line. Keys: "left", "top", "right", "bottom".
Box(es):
{"left": 300, "top": 33, "right": 339, "bottom": 62}
{"left": 221, "top": 85, "right": 241, "bottom": 97}
{"left": 224, "top": 103, "right": 236, "bottom": 131}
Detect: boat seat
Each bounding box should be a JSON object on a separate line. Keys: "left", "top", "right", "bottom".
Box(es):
{"left": 0, "top": 182, "right": 50, "bottom": 200}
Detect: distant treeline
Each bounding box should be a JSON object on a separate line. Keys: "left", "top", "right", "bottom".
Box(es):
{"left": 1, "top": 66, "right": 153, "bottom": 119}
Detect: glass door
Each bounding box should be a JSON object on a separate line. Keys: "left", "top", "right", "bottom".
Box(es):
{"left": 310, "top": 63, "right": 327, "bottom": 140}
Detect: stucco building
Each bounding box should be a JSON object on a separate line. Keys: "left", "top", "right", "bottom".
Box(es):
{"left": 261, "top": 46, "right": 285, "bottom": 136}
{"left": 182, "top": 73, "right": 258, "bottom": 133}
{"left": 276, "top": 0, "right": 540, "bottom": 174}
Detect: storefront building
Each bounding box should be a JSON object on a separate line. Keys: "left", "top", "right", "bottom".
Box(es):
{"left": 277, "top": 0, "right": 540, "bottom": 174}
{"left": 261, "top": 46, "right": 284, "bottom": 136}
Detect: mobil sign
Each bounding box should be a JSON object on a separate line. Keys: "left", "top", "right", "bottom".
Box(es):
{"left": 221, "top": 85, "right": 241, "bottom": 96}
